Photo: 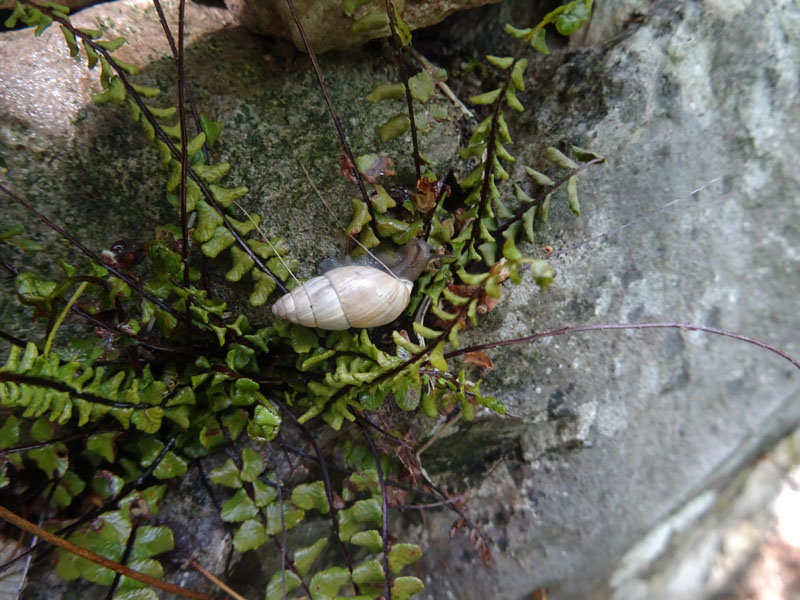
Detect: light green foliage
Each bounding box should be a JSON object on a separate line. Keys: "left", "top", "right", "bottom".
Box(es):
{"left": 54, "top": 501, "right": 172, "bottom": 587}
{"left": 457, "top": 0, "right": 600, "bottom": 272}
{"left": 1, "top": 0, "right": 602, "bottom": 597}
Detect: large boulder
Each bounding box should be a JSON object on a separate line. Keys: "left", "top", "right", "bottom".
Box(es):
{"left": 408, "top": 1, "right": 800, "bottom": 598}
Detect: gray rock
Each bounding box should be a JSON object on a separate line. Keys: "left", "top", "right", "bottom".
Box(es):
{"left": 409, "top": 1, "right": 800, "bottom": 599}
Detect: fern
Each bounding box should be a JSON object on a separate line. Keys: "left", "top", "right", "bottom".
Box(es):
{"left": 0, "top": 0, "right": 599, "bottom": 597}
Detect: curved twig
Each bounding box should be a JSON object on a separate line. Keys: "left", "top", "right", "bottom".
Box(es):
{"left": 444, "top": 322, "right": 800, "bottom": 371}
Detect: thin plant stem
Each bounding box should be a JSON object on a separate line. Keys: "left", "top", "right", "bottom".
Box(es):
{"left": 274, "top": 473, "right": 288, "bottom": 600}
{"left": 150, "top": 0, "right": 209, "bottom": 162}
{"left": 43, "top": 281, "right": 88, "bottom": 355}
{"left": 0, "top": 428, "right": 119, "bottom": 458}
{"left": 271, "top": 395, "right": 358, "bottom": 585}
{"left": 177, "top": 0, "right": 193, "bottom": 344}
{"left": 385, "top": 0, "right": 421, "bottom": 181}
{"left": 0, "top": 505, "right": 214, "bottom": 600}
{"left": 0, "top": 328, "right": 28, "bottom": 347}
{"left": 186, "top": 557, "right": 247, "bottom": 600}
{"left": 0, "top": 437, "right": 177, "bottom": 575}
{"left": 360, "top": 426, "right": 392, "bottom": 600}
{"left": 21, "top": 1, "right": 288, "bottom": 293}
{"left": 284, "top": 0, "right": 377, "bottom": 225}
{"left": 0, "top": 183, "right": 177, "bottom": 315}
{"left": 493, "top": 159, "right": 603, "bottom": 239}
{"left": 298, "top": 160, "right": 400, "bottom": 282}
{"left": 104, "top": 518, "right": 140, "bottom": 600}
{"left": 0, "top": 373, "right": 152, "bottom": 410}
{"left": 444, "top": 322, "right": 800, "bottom": 371}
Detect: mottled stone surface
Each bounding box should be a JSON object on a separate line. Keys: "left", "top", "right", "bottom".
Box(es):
{"left": 408, "top": 1, "right": 800, "bottom": 599}
{"left": 226, "top": 0, "right": 502, "bottom": 53}
{"left": 2, "top": 0, "right": 800, "bottom": 599}
{"left": 0, "top": 0, "right": 462, "bottom": 346}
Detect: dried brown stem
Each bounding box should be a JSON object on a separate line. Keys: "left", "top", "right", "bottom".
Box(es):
{"left": 187, "top": 557, "right": 247, "bottom": 600}
{"left": 0, "top": 505, "right": 214, "bottom": 600}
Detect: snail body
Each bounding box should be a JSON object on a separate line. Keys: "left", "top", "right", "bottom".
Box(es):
{"left": 271, "top": 266, "right": 413, "bottom": 330}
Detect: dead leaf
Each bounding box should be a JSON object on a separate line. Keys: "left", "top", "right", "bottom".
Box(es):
{"left": 415, "top": 176, "right": 449, "bottom": 212}
{"left": 462, "top": 351, "right": 493, "bottom": 370}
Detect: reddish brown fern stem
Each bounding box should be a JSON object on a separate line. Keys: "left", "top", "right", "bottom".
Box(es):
{"left": 72, "top": 305, "right": 197, "bottom": 354}
{"left": 0, "top": 253, "right": 19, "bottom": 276}
{"left": 0, "top": 436, "right": 178, "bottom": 574}
{"left": 321, "top": 286, "right": 483, "bottom": 415}
{"left": 444, "top": 322, "right": 800, "bottom": 371}
{"left": 0, "top": 428, "right": 120, "bottom": 458}
{"left": 150, "top": 0, "right": 209, "bottom": 163}
{"left": 360, "top": 425, "right": 393, "bottom": 600}
{"left": 176, "top": 0, "right": 193, "bottom": 343}
{"left": 104, "top": 518, "right": 141, "bottom": 600}
{"left": 192, "top": 459, "right": 237, "bottom": 574}
{"left": 278, "top": 438, "right": 477, "bottom": 524}
{"left": 273, "top": 470, "right": 289, "bottom": 600}
{"left": 1, "top": 251, "right": 196, "bottom": 353}
{"left": 284, "top": 0, "right": 377, "bottom": 225}
{"left": 354, "top": 411, "right": 414, "bottom": 449}
{"left": 467, "top": 93, "right": 504, "bottom": 252}
{"left": 23, "top": 1, "right": 288, "bottom": 294}
{"left": 219, "top": 426, "right": 313, "bottom": 598}
{"left": 0, "top": 183, "right": 177, "bottom": 315}
{"left": 385, "top": 0, "right": 421, "bottom": 181}
{"left": 468, "top": 35, "right": 539, "bottom": 254}
{"left": 493, "top": 157, "right": 603, "bottom": 238}
{"left": 270, "top": 395, "right": 359, "bottom": 589}
{"left": 0, "top": 505, "right": 213, "bottom": 600}
{"left": 0, "top": 329, "right": 28, "bottom": 347}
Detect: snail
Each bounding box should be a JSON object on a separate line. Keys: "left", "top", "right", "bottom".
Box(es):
{"left": 271, "top": 239, "right": 430, "bottom": 330}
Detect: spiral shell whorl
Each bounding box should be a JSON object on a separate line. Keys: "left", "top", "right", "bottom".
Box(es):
{"left": 271, "top": 266, "right": 412, "bottom": 330}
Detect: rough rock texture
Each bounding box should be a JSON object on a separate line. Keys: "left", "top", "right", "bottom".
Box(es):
{"left": 408, "top": 1, "right": 800, "bottom": 599}
{"left": 225, "top": 0, "right": 502, "bottom": 53}
{"left": 1, "top": 0, "right": 799, "bottom": 599}
{"left": 0, "top": 0, "right": 462, "bottom": 345}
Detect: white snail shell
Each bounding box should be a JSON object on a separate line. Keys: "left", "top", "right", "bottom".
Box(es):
{"left": 271, "top": 266, "right": 414, "bottom": 330}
